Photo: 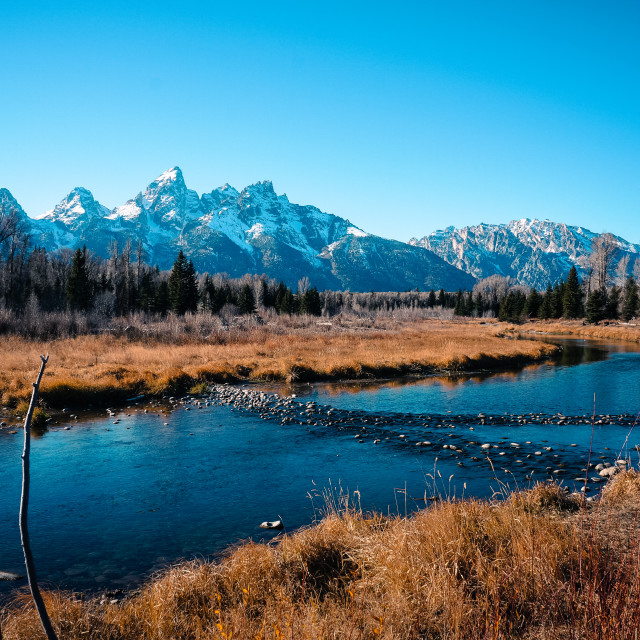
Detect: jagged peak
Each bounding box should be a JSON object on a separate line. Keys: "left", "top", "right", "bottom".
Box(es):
{"left": 244, "top": 180, "right": 276, "bottom": 196}
{"left": 65, "top": 186, "right": 96, "bottom": 201}
{"left": 0, "top": 188, "right": 21, "bottom": 207}
{"left": 216, "top": 183, "right": 239, "bottom": 196}
{"left": 156, "top": 166, "right": 183, "bottom": 182}
{"left": 147, "top": 167, "right": 186, "bottom": 193}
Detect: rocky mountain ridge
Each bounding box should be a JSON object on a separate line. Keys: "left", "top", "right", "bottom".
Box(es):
{"left": 410, "top": 219, "right": 640, "bottom": 290}
{"left": 1, "top": 168, "right": 474, "bottom": 292}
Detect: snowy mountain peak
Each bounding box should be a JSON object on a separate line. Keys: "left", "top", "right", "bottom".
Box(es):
{"left": 0, "top": 188, "right": 25, "bottom": 214}
{"left": 243, "top": 180, "right": 276, "bottom": 199}
{"left": 42, "top": 187, "right": 109, "bottom": 226}
{"left": 3, "top": 168, "right": 477, "bottom": 291}
{"left": 154, "top": 166, "right": 184, "bottom": 186}
{"left": 412, "top": 218, "right": 640, "bottom": 289}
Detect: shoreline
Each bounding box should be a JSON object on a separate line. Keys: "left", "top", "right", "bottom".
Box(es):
{"left": 2, "top": 472, "right": 639, "bottom": 639}
{"left": 0, "top": 319, "right": 564, "bottom": 414}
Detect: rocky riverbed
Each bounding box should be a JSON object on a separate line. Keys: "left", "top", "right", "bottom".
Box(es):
{"left": 194, "top": 384, "right": 639, "bottom": 499}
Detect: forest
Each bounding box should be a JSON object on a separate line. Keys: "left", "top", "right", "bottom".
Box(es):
{"left": 0, "top": 207, "right": 638, "bottom": 339}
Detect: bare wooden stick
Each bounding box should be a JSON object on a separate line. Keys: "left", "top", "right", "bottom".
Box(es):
{"left": 19, "top": 355, "right": 58, "bottom": 640}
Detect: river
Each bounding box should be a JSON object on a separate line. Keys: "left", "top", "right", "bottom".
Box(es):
{"left": 0, "top": 337, "right": 639, "bottom": 598}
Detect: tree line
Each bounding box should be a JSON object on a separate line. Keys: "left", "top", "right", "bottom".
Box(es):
{"left": 0, "top": 205, "right": 638, "bottom": 326}
{"left": 449, "top": 266, "right": 639, "bottom": 323}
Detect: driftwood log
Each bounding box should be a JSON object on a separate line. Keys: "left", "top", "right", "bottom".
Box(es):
{"left": 19, "top": 355, "right": 59, "bottom": 640}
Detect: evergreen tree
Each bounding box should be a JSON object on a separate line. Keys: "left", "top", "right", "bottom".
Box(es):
{"left": 156, "top": 280, "right": 170, "bottom": 315}
{"left": 274, "top": 282, "right": 288, "bottom": 313}
{"left": 184, "top": 259, "right": 199, "bottom": 312}
{"left": 551, "top": 281, "right": 564, "bottom": 318}
{"left": 538, "top": 284, "right": 553, "bottom": 319}
{"left": 437, "top": 288, "right": 446, "bottom": 307}
{"left": 453, "top": 289, "right": 464, "bottom": 315}
{"left": 427, "top": 289, "right": 436, "bottom": 307}
{"left": 586, "top": 288, "right": 607, "bottom": 324}
{"left": 301, "top": 286, "right": 322, "bottom": 316}
{"left": 622, "top": 276, "right": 639, "bottom": 321}
{"left": 498, "top": 291, "right": 526, "bottom": 322}
{"left": 237, "top": 283, "right": 256, "bottom": 314}
{"left": 168, "top": 251, "right": 199, "bottom": 314}
{"left": 606, "top": 284, "right": 620, "bottom": 320}
{"left": 474, "top": 292, "right": 484, "bottom": 317}
{"left": 562, "top": 267, "right": 582, "bottom": 318}
{"left": 66, "top": 246, "right": 92, "bottom": 311}
{"left": 279, "top": 289, "right": 295, "bottom": 315}
{"left": 524, "top": 288, "right": 542, "bottom": 318}
{"left": 139, "top": 272, "right": 156, "bottom": 313}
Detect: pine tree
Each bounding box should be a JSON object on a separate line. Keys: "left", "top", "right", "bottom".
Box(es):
{"left": 279, "top": 289, "right": 295, "bottom": 315}
{"left": 524, "top": 288, "right": 542, "bottom": 318}
{"left": 168, "top": 251, "right": 199, "bottom": 314}
{"left": 453, "top": 289, "right": 464, "bottom": 315}
{"left": 474, "top": 292, "right": 484, "bottom": 317}
{"left": 622, "top": 276, "right": 639, "bottom": 321}
{"left": 139, "top": 272, "right": 156, "bottom": 313}
{"left": 237, "top": 284, "right": 256, "bottom": 314}
{"left": 538, "top": 284, "right": 553, "bottom": 319}
{"left": 301, "top": 286, "right": 322, "bottom": 316}
{"left": 274, "top": 282, "right": 288, "bottom": 313}
{"left": 562, "top": 266, "right": 582, "bottom": 318}
{"left": 427, "top": 289, "right": 436, "bottom": 307}
{"left": 66, "top": 246, "right": 92, "bottom": 311}
{"left": 156, "top": 280, "right": 170, "bottom": 315}
{"left": 551, "top": 281, "right": 564, "bottom": 318}
{"left": 606, "top": 284, "right": 620, "bottom": 320}
{"left": 586, "top": 289, "right": 607, "bottom": 324}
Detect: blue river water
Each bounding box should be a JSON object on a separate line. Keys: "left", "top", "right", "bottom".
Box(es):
{"left": 0, "top": 337, "right": 639, "bottom": 598}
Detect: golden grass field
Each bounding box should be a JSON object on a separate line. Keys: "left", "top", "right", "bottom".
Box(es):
{"left": 0, "top": 319, "right": 562, "bottom": 409}
{"left": 2, "top": 472, "right": 640, "bottom": 639}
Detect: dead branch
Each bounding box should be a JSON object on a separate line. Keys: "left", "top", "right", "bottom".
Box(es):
{"left": 19, "top": 354, "right": 59, "bottom": 640}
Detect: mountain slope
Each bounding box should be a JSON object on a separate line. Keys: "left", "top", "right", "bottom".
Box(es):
{"left": 2, "top": 169, "right": 474, "bottom": 292}
{"left": 411, "top": 219, "right": 640, "bottom": 289}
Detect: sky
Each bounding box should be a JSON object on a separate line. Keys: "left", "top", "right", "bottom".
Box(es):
{"left": 1, "top": 1, "right": 639, "bottom": 243}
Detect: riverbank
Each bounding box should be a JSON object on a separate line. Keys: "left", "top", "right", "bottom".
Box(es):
{"left": 0, "top": 319, "right": 560, "bottom": 411}
{"left": 506, "top": 318, "right": 640, "bottom": 343}
{"left": 2, "top": 471, "right": 639, "bottom": 639}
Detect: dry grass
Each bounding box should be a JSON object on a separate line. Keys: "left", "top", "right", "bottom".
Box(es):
{"left": 505, "top": 319, "right": 640, "bottom": 344}
{"left": 0, "top": 319, "right": 558, "bottom": 409}
{"left": 3, "top": 478, "right": 640, "bottom": 640}
{"left": 601, "top": 469, "right": 640, "bottom": 506}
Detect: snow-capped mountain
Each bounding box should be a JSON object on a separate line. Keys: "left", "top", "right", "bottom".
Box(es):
{"left": 411, "top": 219, "right": 640, "bottom": 289}
{"left": 2, "top": 168, "right": 475, "bottom": 292}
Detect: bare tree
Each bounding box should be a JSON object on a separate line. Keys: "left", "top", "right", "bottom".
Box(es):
{"left": 589, "top": 233, "right": 617, "bottom": 291}
{"left": 297, "top": 276, "right": 310, "bottom": 296}
{"left": 0, "top": 206, "right": 23, "bottom": 247}
{"left": 20, "top": 355, "right": 59, "bottom": 640}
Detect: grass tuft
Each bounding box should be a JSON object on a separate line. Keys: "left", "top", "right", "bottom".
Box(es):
{"left": 2, "top": 479, "right": 640, "bottom": 639}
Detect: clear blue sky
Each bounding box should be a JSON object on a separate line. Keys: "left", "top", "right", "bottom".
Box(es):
{"left": 2, "top": 1, "right": 639, "bottom": 242}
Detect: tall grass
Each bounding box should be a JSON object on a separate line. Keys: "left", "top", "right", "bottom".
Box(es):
{"left": 2, "top": 476, "right": 639, "bottom": 639}
{"left": 0, "top": 318, "right": 559, "bottom": 408}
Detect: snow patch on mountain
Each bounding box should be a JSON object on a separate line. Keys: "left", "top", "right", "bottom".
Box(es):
{"left": 1, "top": 168, "right": 475, "bottom": 291}
{"left": 412, "top": 219, "right": 640, "bottom": 289}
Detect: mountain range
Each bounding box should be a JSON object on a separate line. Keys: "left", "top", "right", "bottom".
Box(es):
{"left": 1, "top": 167, "right": 638, "bottom": 291}
{"left": 410, "top": 220, "right": 640, "bottom": 290}
{"left": 0, "top": 168, "right": 473, "bottom": 292}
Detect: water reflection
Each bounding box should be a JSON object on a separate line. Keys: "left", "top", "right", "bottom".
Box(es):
{"left": 264, "top": 337, "right": 628, "bottom": 398}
